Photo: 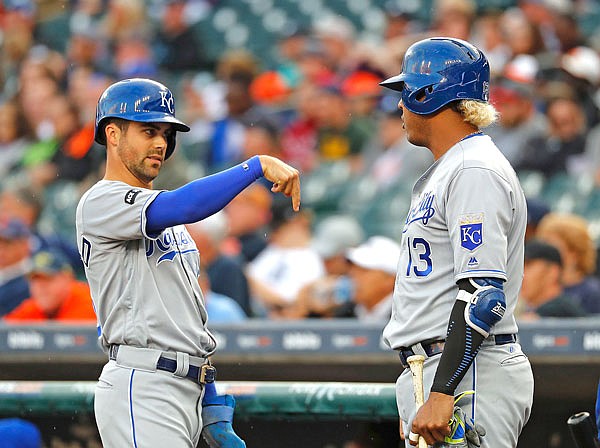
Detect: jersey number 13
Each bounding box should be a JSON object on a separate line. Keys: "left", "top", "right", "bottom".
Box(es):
{"left": 405, "top": 237, "right": 432, "bottom": 277}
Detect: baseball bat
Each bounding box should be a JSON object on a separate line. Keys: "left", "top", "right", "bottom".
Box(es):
{"left": 407, "top": 354, "right": 428, "bottom": 448}
{"left": 567, "top": 412, "right": 600, "bottom": 448}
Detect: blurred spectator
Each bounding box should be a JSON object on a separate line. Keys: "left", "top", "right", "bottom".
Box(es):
{"left": 382, "top": 6, "right": 415, "bottom": 42}
{"left": 0, "top": 418, "right": 42, "bottom": 448}
{"left": 186, "top": 211, "right": 251, "bottom": 316}
{"left": 361, "top": 109, "right": 433, "bottom": 191}
{"left": 112, "top": 35, "right": 157, "bottom": 79}
{"left": 176, "top": 73, "right": 215, "bottom": 166}
{"left": 199, "top": 269, "right": 247, "bottom": 323}
{"left": 26, "top": 94, "right": 100, "bottom": 189}
{"left": 295, "top": 37, "right": 336, "bottom": 86}
{"left": 313, "top": 84, "right": 372, "bottom": 172}
{"left": 66, "top": 24, "right": 107, "bottom": 74}
{"left": 500, "top": 8, "right": 547, "bottom": 60}
{"left": 525, "top": 197, "right": 551, "bottom": 242}
{"left": 223, "top": 182, "right": 273, "bottom": 263}
{"left": 472, "top": 10, "right": 511, "bottom": 76}
{"left": 537, "top": 45, "right": 600, "bottom": 127}
{"left": 208, "top": 73, "right": 277, "bottom": 171}
{"left": 293, "top": 214, "right": 365, "bottom": 318}
{"left": 3, "top": 249, "right": 95, "bottom": 322}
{"left": 276, "top": 24, "right": 309, "bottom": 65}
{"left": 0, "top": 1, "right": 36, "bottom": 95}
{"left": 0, "top": 218, "right": 31, "bottom": 316}
{"left": 250, "top": 72, "right": 297, "bottom": 130}
{"left": 274, "top": 25, "right": 308, "bottom": 85}
{"left": 519, "top": 239, "right": 586, "bottom": 319}
{"left": 241, "top": 120, "right": 283, "bottom": 162}
{"left": 280, "top": 82, "right": 320, "bottom": 173}
{"left": 515, "top": 95, "right": 588, "bottom": 177}
{"left": 312, "top": 14, "right": 356, "bottom": 76}
{"left": 154, "top": 0, "right": 213, "bottom": 74}
{"left": 246, "top": 201, "right": 324, "bottom": 318}
{"left": 0, "top": 185, "right": 83, "bottom": 275}
{"left": 333, "top": 236, "right": 401, "bottom": 321}
{"left": 536, "top": 212, "right": 600, "bottom": 314}
{"left": 487, "top": 77, "right": 547, "bottom": 166}
{"left": 249, "top": 70, "right": 293, "bottom": 112}
{"left": 100, "top": 0, "right": 151, "bottom": 43}
{"left": 16, "top": 72, "right": 59, "bottom": 146}
{"left": 341, "top": 70, "right": 383, "bottom": 137}
{"left": 430, "top": 0, "right": 476, "bottom": 41}
{"left": 0, "top": 100, "right": 31, "bottom": 178}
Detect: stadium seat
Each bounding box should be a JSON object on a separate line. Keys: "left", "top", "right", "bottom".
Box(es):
{"left": 518, "top": 170, "right": 546, "bottom": 198}
{"left": 38, "top": 181, "right": 82, "bottom": 245}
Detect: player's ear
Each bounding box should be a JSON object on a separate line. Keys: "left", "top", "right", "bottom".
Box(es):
{"left": 104, "top": 122, "right": 121, "bottom": 147}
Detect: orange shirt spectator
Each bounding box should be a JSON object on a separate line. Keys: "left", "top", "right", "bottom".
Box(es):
{"left": 4, "top": 250, "right": 96, "bottom": 322}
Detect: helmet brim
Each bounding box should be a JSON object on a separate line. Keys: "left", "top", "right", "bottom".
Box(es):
{"left": 380, "top": 72, "right": 443, "bottom": 92}
{"left": 138, "top": 113, "right": 191, "bottom": 133}
{"left": 94, "top": 113, "right": 190, "bottom": 145}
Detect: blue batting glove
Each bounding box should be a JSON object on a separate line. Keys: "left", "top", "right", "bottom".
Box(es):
{"left": 201, "top": 382, "right": 246, "bottom": 448}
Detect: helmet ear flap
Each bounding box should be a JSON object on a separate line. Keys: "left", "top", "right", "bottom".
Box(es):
{"left": 166, "top": 134, "right": 176, "bottom": 160}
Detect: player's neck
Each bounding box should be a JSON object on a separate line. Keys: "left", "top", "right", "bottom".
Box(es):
{"left": 427, "top": 111, "right": 479, "bottom": 160}
{"left": 104, "top": 158, "right": 153, "bottom": 189}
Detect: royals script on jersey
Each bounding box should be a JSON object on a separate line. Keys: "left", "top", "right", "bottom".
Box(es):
{"left": 76, "top": 181, "right": 216, "bottom": 356}
{"left": 383, "top": 134, "right": 526, "bottom": 349}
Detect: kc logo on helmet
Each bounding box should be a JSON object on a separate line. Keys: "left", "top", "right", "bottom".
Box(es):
{"left": 160, "top": 91, "right": 175, "bottom": 114}
{"left": 459, "top": 213, "right": 483, "bottom": 251}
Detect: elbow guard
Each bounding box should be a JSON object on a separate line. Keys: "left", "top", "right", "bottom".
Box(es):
{"left": 456, "top": 278, "right": 506, "bottom": 338}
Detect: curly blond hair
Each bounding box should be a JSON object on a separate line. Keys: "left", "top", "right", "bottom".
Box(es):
{"left": 455, "top": 99, "right": 499, "bottom": 128}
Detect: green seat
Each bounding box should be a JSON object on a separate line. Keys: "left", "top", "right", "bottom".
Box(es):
{"left": 518, "top": 170, "right": 546, "bottom": 199}
{"left": 38, "top": 181, "right": 81, "bottom": 245}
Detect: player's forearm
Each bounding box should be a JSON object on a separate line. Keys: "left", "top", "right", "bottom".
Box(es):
{"left": 146, "top": 156, "right": 263, "bottom": 233}
{"left": 431, "top": 300, "right": 485, "bottom": 395}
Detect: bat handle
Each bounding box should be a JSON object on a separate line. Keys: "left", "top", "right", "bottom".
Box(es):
{"left": 407, "top": 355, "right": 428, "bottom": 448}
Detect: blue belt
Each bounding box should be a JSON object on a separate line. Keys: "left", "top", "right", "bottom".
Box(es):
{"left": 397, "top": 333, "right": 517, "bottom": 370}
{"left": 109, "top": 345, "right": 216, "bottom": 385}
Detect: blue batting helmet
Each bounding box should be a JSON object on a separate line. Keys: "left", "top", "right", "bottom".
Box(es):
{"left": 94, "top": 78, "right": 190, "bottom": 159}
{"left": 380, "top": 37, "right": 490, "bottom": 115}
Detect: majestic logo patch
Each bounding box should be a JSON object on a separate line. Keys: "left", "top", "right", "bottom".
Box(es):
{"left": 124, "top": 189, "right": 142, "bottom": 205}
{"left": 467, "top": 256, "right": 479, "bottom": 268}
{"left": 459, "top": 213, "right": 483, "bottom": 251}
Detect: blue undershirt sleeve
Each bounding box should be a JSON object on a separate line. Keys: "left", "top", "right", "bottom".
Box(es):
{"left": 146, "top": 156, "right": 264, "bottom": 234}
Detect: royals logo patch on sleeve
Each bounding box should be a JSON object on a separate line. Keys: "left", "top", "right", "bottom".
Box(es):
{"left": 459, "top": 213, "right": 483, "bottom": 251}
{"left": 124, "top": 189, "right": 142, "bottom": 205}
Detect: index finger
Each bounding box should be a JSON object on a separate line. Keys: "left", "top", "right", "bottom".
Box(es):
{"left": 290, "top": 176, "right": 301, "bottom": 211}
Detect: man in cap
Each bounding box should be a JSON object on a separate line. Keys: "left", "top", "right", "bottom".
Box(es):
{"left": 4, "top": 249, "right": 95, "bottom": 321}
{"left": 0, "top": 218, "right": 32, "bottom": 316}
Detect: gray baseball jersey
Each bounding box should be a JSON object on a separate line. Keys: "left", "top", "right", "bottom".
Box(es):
{"left": 382, "top": 134, "right": 533, "bottom": 448}
{"left": 383, "top": 133, "right": 525, "bottom": 349}
{"left": 76, "top": 180, "right": 216, "bottom": 356}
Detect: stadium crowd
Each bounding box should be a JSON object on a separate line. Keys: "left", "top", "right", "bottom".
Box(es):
{"left": 1, "top": 0, "right": 600, "bottom": 322}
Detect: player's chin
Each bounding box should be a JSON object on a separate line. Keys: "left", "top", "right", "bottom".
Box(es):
{"left": 139, "top": 164, "right": 161, "bottom": 181}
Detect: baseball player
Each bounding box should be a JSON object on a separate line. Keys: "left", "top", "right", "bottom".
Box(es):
{"left": 76, "top": 78, "right": 300, "bottom": 448}
{"left": 379, "top": 38, "right": 534, "bottom": 447}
